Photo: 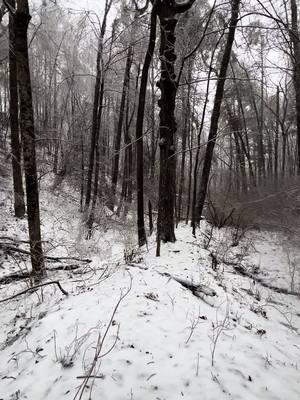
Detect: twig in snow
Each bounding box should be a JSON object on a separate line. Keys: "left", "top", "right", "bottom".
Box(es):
{"left": 73, "top": 273, "right": 132, "bottom": 400}
{"left": 209, "top": 301, "right": 231, "bottom": 367}
{"left": 185, "top": 308, "right": 204, "bottom": 344}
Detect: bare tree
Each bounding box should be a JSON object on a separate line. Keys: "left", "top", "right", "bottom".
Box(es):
{"left": 14, "top": 0, "right": 45, "bottom": 276}
{"left": 8, "top": 0, "right": 25, "bottom": 218}
{"left": 136, "top": 0, "right": 157, "bottom": 246}
{"left": 156, "top": 0, "right": 196, "bottom": 246}
{"left": 85, "top": 0, "right": 113, "bottom": 213}
{"left": 289, "top": 0, "right": 300, "bottom": 175}
{"left": 195, "top": 0, "right": 241, "bottom": 227}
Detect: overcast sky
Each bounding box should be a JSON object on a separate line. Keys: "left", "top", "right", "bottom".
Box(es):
{"left": 64, "top": 0, "right": 102, "bottom": 12}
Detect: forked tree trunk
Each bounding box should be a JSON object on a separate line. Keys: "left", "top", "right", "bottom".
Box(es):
{"left": 195, "top": 0, "right": 240, "bottom": 225}
{"left": 15, "top": 0, "right": 45, "bottom": 276}
{"left": 8, "top": 0, "right": 25, "bottom": 218}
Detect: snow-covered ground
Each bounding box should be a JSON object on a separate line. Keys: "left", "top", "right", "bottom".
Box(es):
{"left": 1, "top": 168, "right": 300, "bottom": 400}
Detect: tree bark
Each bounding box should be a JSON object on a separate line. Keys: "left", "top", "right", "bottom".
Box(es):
{"left": 156, "top": 0, "right": 196, "bottom": 243}
{"left": 14, "top": 0, "right": 45, "bottom": 276}
{"left": 8, "top": 0, "right": 25, "bottom": 218}
{"left": 195, "top": 0, "right": 240, "bottom": 224}
{"left": 85, "top": 0, "right": 112, "bottom": 212}
{"left": 136, "top": 3, "right": 157, "bottom": 246}
{"left": 274, "top": 86, "right": 279, "bottom": 183}
{"left": 156, "top": 4, "right": 178, "bottom": 243}
{"left": 177, "top": 76, "right": 190, "bottom": 225}
{"left": 290, "top": 0, "right": 300, "bottom": 175}
{"left": 110, "top": 45, "right": 133, "bottom": 210}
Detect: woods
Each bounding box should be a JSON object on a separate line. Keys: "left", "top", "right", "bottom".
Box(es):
{"left": 1, "top": 1, "right": 300, "bottom": 399}
{"left": 0, "top": 0, "right": 300, "bottom": 274}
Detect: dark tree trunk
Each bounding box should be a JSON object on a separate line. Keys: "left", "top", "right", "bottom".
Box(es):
{"left": 226, "top": 104, "right": 247, "bottom": 194}
{"left": 148, "top": 199, "right": 153, "bottom": 235}
{"left": 121, "top": 62, "right": 140, "bottom": 214}
{"left": 185, "top": 102, "right": 194, "bottom": 225}
{"left": 177, "top": 77, "right": 190, "bottom": 225}
{"left": 290, "top": 0, "right": 300, "bottom": 175}
{"left": 135, "top": 3, "right": 157, "bottom": 247}
{"left": 195, "top": 0, "right": 240, "bottom": 224}
{"left": 150, "top": 60, "right": 157, "bottom": 179}
{"left": 80, "top": 127, "right": 84, "bottom": 212}
{"left": 14, "top": 0, "right": 45, "bottom": 276}
{"left": 232, "top": 77, "right": 256, "bottom": 187}
{"left": 8, "top": 0, "right": 25, "bottom": 218}
{"left": 86, "top": 77, "right": 105, "bottom": 239}
{"left": 53, "top": 63, "right": 58, "bottom": 174}
{"left": 157, "top": 5, "right": 178, "bottom": 243}
{"left": 156, "top": 0, "right": 196, "bottom": 246}
{"left": 257, "top": 40, "right": 265, "bottom": 184}
{"left": 110, "top": 46, "right": 133, "bottom": 210}
{"left": 85, "top": 0, "right": 111, "bottom": 212}
{"left": 282, "top": 133, "right": 287, "bottom": 178}
{"left": 191, "top": 47, "right": 216, "bottom": 232}
{"left": 274, "top": 86, "right": 279, "bottom": 183}
{"left": 85, "top": 39, "right": 104, "bottom": 211}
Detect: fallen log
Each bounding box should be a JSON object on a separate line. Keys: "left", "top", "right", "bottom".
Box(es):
{"left": 159, "top": 272, "right": 217, "bottom": 298}
{"left": 172, "top": 276, "right": 217, "bottom": 298}
{"left": 230, "top": 264, "right": 300, "bottom": 297}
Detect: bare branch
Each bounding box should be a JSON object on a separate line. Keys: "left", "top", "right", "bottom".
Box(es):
{"left": 0, "top": 281, "right": 68, "bottom": 303}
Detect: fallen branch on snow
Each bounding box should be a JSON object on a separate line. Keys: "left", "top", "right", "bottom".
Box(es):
{"left": 0, "top": 280, "right": 68, "bottom": 303}
{"left": 173, "top": 276, "right": 217, "bottom": 298}
{"left": 0, "top": 265, "right": 84, "bottom": 285}
{"left": 0, "top": 243, "right": 92, "bottom": 263}
{"left": 230, "top": 264, "right": 300, "bottom": 297}
{"left": 159, "top": 272, "right": 217, "bottom": 298}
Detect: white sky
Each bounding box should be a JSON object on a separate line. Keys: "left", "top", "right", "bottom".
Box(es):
{"left": 64, "top": 0, "right": 104, "bottom": 13}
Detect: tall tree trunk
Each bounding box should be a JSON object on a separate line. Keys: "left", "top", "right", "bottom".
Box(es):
{"left": 156, "top": 1, "right": 195, "bottom": 244}
{"left": 150, "top": 59, "right": 156, "bottom": 179}
{"left": 195, "top": 0, "right": 240, "bottom": 224}
{"left": 135, "top": 3, "right": 157, "bottom": 246}
{"left": 177, "top": 74, "right": 190, "bottom": 225}
{"left": 185, "top": 96, "right": 194, "bottom": 225}
{"left": 191, "top": 46, "right": 216, "bottom": 232}
{"left": 257, "top": 38, "right": 265, "bottom": 184}
{"left": 226, "top": 103, "right": 247, "bottom": 194}
{"left": 274, "top": 86, "right": 279, "bottom": 184}
{"left": 86, "top": 77, "right": 105, "bottom": 239}
{"left": 15, "top": 0, "right": 45, "bottom": 276}
{"left": 290, "top": 0, "right": 300, "bottom": 175}
{"left": 85, "top": 0, "right": 112, "bottom": 212}
{"left": 110, "top": 45, "right": 133, "bottom": 210}
{"left": 53, "top": 62, "right": 58, "bottom": 174}
{"left": 8, "top": 0, "right": 25, "bottom": 218}
{"left": 156, "top": 4, "right": 178, "bottom": 243}
{"left": 282, "top": 133, "right": 287, "bottom": 178}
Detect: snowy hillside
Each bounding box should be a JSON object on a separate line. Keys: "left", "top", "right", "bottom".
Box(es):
{"left": 0, "top": 173, "right": 300, "bottom": 400}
